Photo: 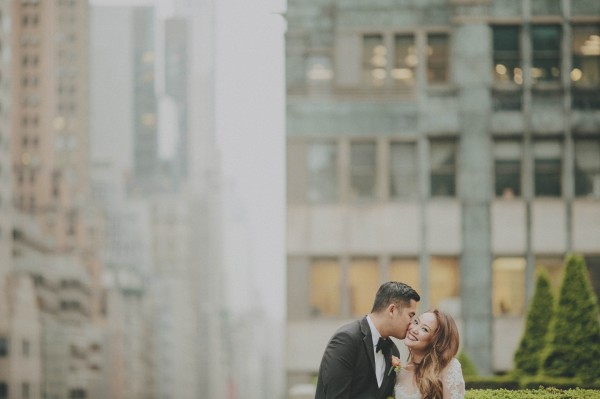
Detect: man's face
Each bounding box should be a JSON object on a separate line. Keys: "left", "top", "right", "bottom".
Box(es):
{"left": 390, "top": 299, "right": 418, "bottom": 340}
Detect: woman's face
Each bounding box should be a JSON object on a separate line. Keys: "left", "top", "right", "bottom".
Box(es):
{"left": 404, "top": 312, "right": 438, "bottom": 352}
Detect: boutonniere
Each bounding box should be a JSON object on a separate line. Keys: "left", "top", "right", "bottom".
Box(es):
{"left": 388, "top": 355, "right": 401, "bottom": 376}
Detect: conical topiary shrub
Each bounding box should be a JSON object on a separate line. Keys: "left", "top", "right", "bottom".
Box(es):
{"left": 513, "top": 269, "right": 554, "bottom": 375}
{"left": 542, "top": 254, "right": 600, "bottom": 381}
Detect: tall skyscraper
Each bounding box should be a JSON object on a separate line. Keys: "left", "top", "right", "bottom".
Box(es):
{"left": 133, "top": 6, "right": 159, "bottom": 186}
{"left": 164, "top": 17, "right": 190, "bottom": 183}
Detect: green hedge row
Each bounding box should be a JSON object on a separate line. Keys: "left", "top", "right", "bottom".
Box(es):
{"left": 465, "top": 376, "right": 600, "bottom": 390}
{"left": 465, "top": 388, "right": 600, "bottom": 399}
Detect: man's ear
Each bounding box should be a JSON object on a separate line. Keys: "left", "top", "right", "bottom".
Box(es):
{"left": 387, "top": 303, "right": 396, "bottom": 317}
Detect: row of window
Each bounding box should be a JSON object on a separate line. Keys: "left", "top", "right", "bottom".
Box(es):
{"left": 493, "top": 24, "right": 600, "bottom": 86}
{"left": 0, "top": 382, "right": 31, "bottom": 399}
{"left": 299, "top": 255, "right": 600, "bottom": 318}
{"left": 305, "top": 24, "right": 600, "bottom": 95}
{"left": 0, "top": 337, "right": 32, "bottom": 357}
{"left": 288, "top": 137, "right": 600, "bottom": 203}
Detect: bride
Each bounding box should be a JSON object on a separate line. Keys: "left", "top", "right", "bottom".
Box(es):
{"left": 393, "top": 310, "right": 465, "bottom": 399}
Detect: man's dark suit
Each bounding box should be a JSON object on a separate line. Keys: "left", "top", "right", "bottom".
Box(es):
{"left": 314, "top": 317, "right": 399, "bottom": 399}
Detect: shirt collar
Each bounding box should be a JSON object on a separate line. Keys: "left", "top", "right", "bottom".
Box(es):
{"left": 366, "top": 315, "right": 382, "bottom": 348}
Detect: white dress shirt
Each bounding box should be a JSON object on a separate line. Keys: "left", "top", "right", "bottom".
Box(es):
{"left": 366, "top": 315, "right": 386, "bottom": 387}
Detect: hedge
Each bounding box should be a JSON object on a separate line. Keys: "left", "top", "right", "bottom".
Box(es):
{"left": 465, "top": 376, "right": 600, "bottom": 390}
{"left": 465, "top": 388, "right": 600, "bottom": 399}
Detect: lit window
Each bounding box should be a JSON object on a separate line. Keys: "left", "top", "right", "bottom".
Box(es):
{"left": 535, "top": 257, "right": 564, "bottom": 293}
{"left": 492, "top": 26, "right": 522, "bottom": 84}
{"left": 574, "top": 138, "right": 600, "bottom": 197}
{"left": 309, "top": 258, "right": 341, "bottom": 316}
{"left": 350, "top": 141, "right": 376, "bottom": 200}
{"left": 531, "top": 25, "right": 562, "bottom": 83}
{"left": 427, "top": 33, "right": 449, "bottom": 84}
{"left": 571, "top": 25, "right": 600, "bottom": 110}
{"left": 307, "top": 142, "right": 337, "bottom": 202}
{"left": 493, "top": 257, "right": 525, "bottom": 316}
{"left": 393, "top": 34, "right": 416, "bottom": 87}
{"left": 363, "top": 34, "right": 387, "bottom": 88}
{"left": 430, "top": 139, "right": 457, "bottom": 197}
{"left": 534, "top": 140, "right": 562, "bottom": 197}
{"left": 389, "top": 258, "right": 421, "bottom": 294}
{"left": 494, "top": 140, "right": 522, "bottom": 198}
{"left": 390, "top": 141, "right": 418, "bottom": 199}
{"left": 349, "top": 258, "right": 379, "bottom": 316}
{"left": 141, "top": 113, "right": 156, "bottom": 127}
{"left": 429, "top": 257, "right": 459, "bottom": 309}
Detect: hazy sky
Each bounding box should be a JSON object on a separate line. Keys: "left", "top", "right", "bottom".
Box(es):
{"left": 91, "top": 0, "right": 287, "bottom": 321}
{"left": 215, "top": 0, "right": 286, "bottom": 320}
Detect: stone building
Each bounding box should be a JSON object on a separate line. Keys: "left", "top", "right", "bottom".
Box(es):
{"left": 285, "top": 0, "right": 600, "bottom": 394}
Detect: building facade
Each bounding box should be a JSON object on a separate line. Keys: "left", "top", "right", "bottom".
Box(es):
{"left": 285, "top": 0, "right": 600, "bottom": 394}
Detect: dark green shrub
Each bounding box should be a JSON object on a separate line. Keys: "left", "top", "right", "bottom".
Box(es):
{"left": 542, "top": 254, "right": 600, "bottom": 382}
{"left": 458, "top": 350, "right": 478, "bottom": 377}
{"left": 520, "top": 376, "right": 600, "bottom": 390}
{"left": 464, "top": 375, "right": 520, "bottom": 390}
{"left": 514, "top": 270, "right": 554, "bottom": 375}
{"left": 465, "top": 388, "right": 600, "bottom": 399}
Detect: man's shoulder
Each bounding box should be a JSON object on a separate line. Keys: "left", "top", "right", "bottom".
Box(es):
{"left": 332, "top": 317, "right": 368, "bottom": 338}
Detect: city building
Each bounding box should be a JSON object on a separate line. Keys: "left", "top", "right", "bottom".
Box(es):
{"left": 285, "top": 0, "right": 600, "bottom": 395}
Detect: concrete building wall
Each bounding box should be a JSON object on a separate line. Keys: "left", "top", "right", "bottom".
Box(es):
{"left": 286, "top": 0, "right": 600, "bottom": 394}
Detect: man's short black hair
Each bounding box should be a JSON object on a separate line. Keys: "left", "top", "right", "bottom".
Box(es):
{"left": 371, "top": 281, "right": 420, "bottom": 313}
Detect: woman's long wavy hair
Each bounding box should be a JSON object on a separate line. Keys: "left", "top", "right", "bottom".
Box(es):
{"left": 408, "top": 309, "right": 460, "bottom": 399}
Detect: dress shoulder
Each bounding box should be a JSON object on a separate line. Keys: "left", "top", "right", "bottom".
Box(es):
{"left": 442, "top": 358, "right": 465, "bottom": 399}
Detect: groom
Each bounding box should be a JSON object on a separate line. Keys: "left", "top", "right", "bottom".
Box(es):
{"left": 314, "top": 281, "right": 420, "bottom": 399}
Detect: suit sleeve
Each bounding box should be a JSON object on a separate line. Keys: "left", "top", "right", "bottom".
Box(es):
{"left": 317, "top": 331, "right": 358, "bottom": 399}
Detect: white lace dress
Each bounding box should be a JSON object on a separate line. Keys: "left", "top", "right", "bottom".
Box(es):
{"left": 394, "top": 358, "right": 465, "bottom": 399}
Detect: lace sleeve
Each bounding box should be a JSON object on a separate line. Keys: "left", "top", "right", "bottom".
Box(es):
{"left": 442, "top": 358, "right": 465, "bottom": 399}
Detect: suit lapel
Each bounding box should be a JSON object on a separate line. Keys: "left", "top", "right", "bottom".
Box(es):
{"left": 380, "top": 345, "right": 400, "bottom": 398}
{"left": 359, "top": 317, "right": 376, "bottom": 377}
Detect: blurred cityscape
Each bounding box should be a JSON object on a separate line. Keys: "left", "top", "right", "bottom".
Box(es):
{"left": 285, "top": 0, "right": 599, "bottom": 397}
{"left": 1, "top": 0, "right": 600, "bottom": 399}
{"left": 0, "top": 0, "right": 285, "bottom": 399}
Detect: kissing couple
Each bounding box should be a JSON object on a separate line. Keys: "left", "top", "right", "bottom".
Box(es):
{"left": 315, "top": 281, "right": 465, "bottom": 399}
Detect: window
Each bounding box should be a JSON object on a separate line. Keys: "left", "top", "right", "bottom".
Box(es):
{"left": 574, "top": 138, "right": 600, "bottom": 197}
{"left": 493, "top": 26, "right": 522, "bottom": 84}
{"left": 531, "top": 25, "right": 562, "bottom": 83}
{"left": 362, "top": 34, "right": 386, "bottom": 88}
{"left": 572, "top": 25, "right": 600, "bottom": 87}
{"left": 393, "top": 34, "right": 417, "bottom": 87}
{"left": 535, "top": 257, "right": 565, "bottom": 294}
{"left": 22, "top": 340, "right": 30, "bottom": 357}
{"left": 494, "top": 140, "right": 522, "bottom": 198}
{"left": 534, "top": 140, "right": 562, "bottom": 197}
{"left": 429, "top": 257, "right": 460, "bottom": 309}
{"left": 22, "top": 382, "right": 29, "bottom": 399}
{"left": 389, "top": 258, "right": 421, "bottom": 294}
{"left": 427, "top": 33, "right": 449, "bottom": 84}
{"left": 0, "top": 337, "right": 7, "bottom": 356}
{"left": 349, "top": 258, "right": 379, "bottom": 316}
{"left": 585, "top": 256, "right": 600, "bottom": 306}
{"left": 309, "top": 258, "right": 341, "bottom": 316}
{"left": 307, "top": 142, "right": 338, "bottom": 202}
{"left": 430, "top": 139, "right": 457, "bottom": 197}
{"left": 493, "top": 257, "right": 525, "bottom": 316}
{"left": 350, "top": 141, "right": 376, "bottom": 200}
{"left": 390, "top": 142, "right": 418, "bottom": 199}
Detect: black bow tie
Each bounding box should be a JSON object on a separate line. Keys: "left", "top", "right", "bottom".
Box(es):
{"left": 376, "top": 337, "right": 393, "bottom": 354}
